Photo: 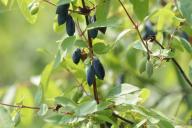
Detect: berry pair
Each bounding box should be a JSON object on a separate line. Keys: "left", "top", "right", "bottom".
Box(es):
{"left": 56, "top": 4, "right": 75, "bottom": 36}
{"left": 86, "top": 58, "right": 105, "bottom": 86}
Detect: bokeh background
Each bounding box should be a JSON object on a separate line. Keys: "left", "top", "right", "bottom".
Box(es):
{"left": 0, "top": 0, "right": 192, "bottom": 128}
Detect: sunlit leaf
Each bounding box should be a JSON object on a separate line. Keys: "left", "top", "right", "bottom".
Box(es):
{"left": 0, "top": 107, "right": 14, "bottom": 128}
{"left": 17, "top": 0, "right": 38, "bottom": 24}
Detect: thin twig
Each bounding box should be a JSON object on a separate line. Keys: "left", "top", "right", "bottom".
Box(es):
{"left": 42, "top": 0, "right": 56, "bottom": 6}
{"left": 65, "top": 68, "right": 90, "bottom": 96}
{"left": 42, "top": 0, "right": 90, "bottom": 16}
{"left": 0, "top": 102, "right": 53, "bottom": 110}
{"left": 118, "top": 0, "right": 151, "bottom": 60}
{"left": 154, "top": 39, "right": 192, "bottom": 88}
{"left": 113, "top": 113, "right": 134, "bottom": 125}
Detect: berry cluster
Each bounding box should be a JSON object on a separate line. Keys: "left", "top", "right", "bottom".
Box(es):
{"left": 56, "top": 3, "right": 107, "bottom": 86}
{"left": 72, "top": 48, "right": 105, "bottom": 86}
{"left": 56, "top": 4, "right": 75, "bottom": 36}
{"left": 86, "top": 58, "right": 105, "bottom": 86}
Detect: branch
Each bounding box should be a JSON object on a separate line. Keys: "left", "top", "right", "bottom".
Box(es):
{"left": 65, "top": 68, "right": 90, "bottom": 97}
{"left": 118, "top": 0, "right": 151, "bottom": 60}
{"left": 81, "top": 0, "right": 100, "bottom": 104}
{"left": 113, "top": 113, "right": 134, "bottom": 125}
{"left": 154, "top": 39, "right": 192, "bottom": 88}
{"left": 0, "top": 102, "right": 53, "bottom": 110}
{"left": 42, "top": 0, "right": 90, "bottom": 16}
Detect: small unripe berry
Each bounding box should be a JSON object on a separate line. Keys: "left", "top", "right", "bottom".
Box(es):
{"left": 28, "top": 2, "right": 39, "bottom": 15}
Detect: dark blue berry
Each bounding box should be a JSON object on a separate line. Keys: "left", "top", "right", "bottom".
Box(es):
{"left": 143, "top": 21, "right": 156, "bottom": 40}
{"left": 66, "top": 15, "right": 75, "bottom": 36}
{"left": 57, "top": 13, "right": 67, "bottom": 25}
{"left": 72, "top": 48, "right": 81, "bottom": 64}
{"left": 92, "top": 58, "right": 105, "bottom": 80}
{"left": 86, "top": 65, "right": 95, "bottom": 86}
{"left": 88, "top": 29, "right": 98, "bottom": 39}
{"left": 88, "top": 15, "right": 98, "bottom": 38}
{"left": 56, "top": 4, "right": 70, "bottom": 14}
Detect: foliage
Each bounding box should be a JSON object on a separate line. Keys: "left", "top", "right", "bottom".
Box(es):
{"left": 0, "top": 0, "right": 192, "bottom": 128}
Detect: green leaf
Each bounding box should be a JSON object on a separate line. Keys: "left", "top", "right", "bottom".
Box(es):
{"left": 133, "top": 119, "right": 147, "bottom": 128}
{"left": 158, "top": 119, "right": 174, "bottom": 128}
{"left": 133, "top": 40, "right": 147, "bottom": 52}
{"left": 44, "top": 114, "right": 63, "bottom": 124}
{"left": 112, "top": 94, "right": 140, "bottom": 105}
{"left": 94, "top": 113, "right": 115, "bottom": 124}
{"left": 139, "top": 88, "right": 150, "bottom": 104}
{"left": 40, "top": 62, "right": 53, "bottom": 100}
{"left": 151, "top": 49, "right": 174, "bottom": 58}
{"left": 0, "top": 107, "right": 14, "bottom": 128}
{"left": 178, "top": 0, "right": 192, "bottom": 25}
{"left": 146, "top": 60, "right": 153, "bottom": 78}
{"left": 152, "top": 4, "right": 183, "bottom": 31}
{"left": 35, "top": 87, "right": 43, "bottom": 105}
{"left": 60, "top": 36, "right": 76, "bottom": 50}
{"left": 180, "top": 38, "right": 192, "bottom": 53}
{"left": 74, "top": 40, "right": 87, "bottom": 48}
{"left": 55, "top": 96, "right": 77, "bottom": 111}
{"left": 130, "top": 0, "right": 149, "bottom": 21}
{"left": 1, "top": 0, "right": 8, "bottom": 6}
{"left": 53, "top": 49, "right": 67, "bottom": 68}
{"left": 57, "top": 0, "right": 73, "bottom": 6}
{"left": 93, "top": 43, "right": 111, "bottom": 54}
{"left": 87, "top": 17, "right": 120, "bottom": 29}
{"left": 12, "top": 112, "right": 21, "bottom": 127}
{"left": 38, "top": 104, "right": 48, "bottom": 116}
{"left": 139, "top": 57, "right": 147, "bottom": 74}
{"left": 75, "top": 100, "right": 97, "bottom": 116}
{"left": 17, "top": 0, "right": 38, "bottom": 24}
{"left": 96, "top": 0, "right": 110, "bottom": 21}
{"left": 189, "top": 61, "right": 192, "bottom": 80}
{"left": 115, "top": 29, "right": 133, "bottom": 43}
{"left": 59, "top": 115, "right": 85, "bottom": 124}
{"left": 107, "top": 83, "right": 139, "bottom": 97}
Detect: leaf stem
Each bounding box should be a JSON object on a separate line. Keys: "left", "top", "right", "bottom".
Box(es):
{"left": 118, "top": 0, "right": 151, "bottom": 60}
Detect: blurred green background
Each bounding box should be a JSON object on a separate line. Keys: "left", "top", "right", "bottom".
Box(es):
{"left": 0, "top": 0, "right": 191, "bottom": 128}
{"left": 0, "top": 2, "right": 59, "bottom": 85}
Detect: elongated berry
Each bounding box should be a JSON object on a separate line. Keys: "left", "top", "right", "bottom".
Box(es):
{"left": 56, "top": 4, "right": 70, "bottom": 14}
{"left": 72, "top": 48, "right": 81, "bottom": 64}
{"left": 86, "top": 65, "right": 95, "bottom": 86}
{"left": 57, "top": 13, "right": 67, "bottom": 25}
{"left": 92, "top": 58, "right": 105, "bottom": 80}
{"left": 66, "top": 15, "right": 75, "bottom": 36}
